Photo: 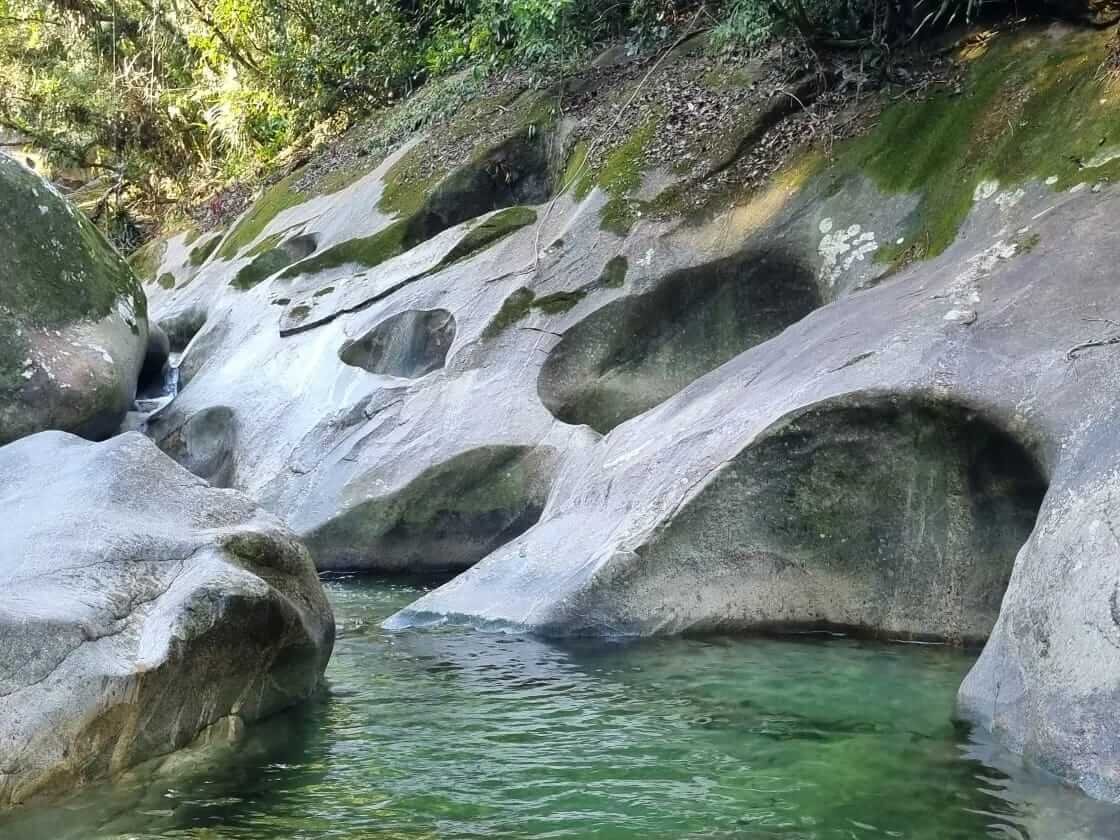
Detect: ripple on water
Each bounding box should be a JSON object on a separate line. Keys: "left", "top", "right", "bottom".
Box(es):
{"left": 4, "top": 578, "right": 1120, "bottom": 840}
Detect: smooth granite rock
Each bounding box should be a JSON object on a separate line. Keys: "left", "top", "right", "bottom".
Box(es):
{"left": 0, "top": 431, "right": 334, "bottom": 807}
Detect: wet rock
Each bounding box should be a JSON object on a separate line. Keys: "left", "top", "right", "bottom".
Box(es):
{"left": 0, "top": 153, "right": 148, "bottom": 445}
{"left": 0, "top": 431, "right": 334, "bottom": 807}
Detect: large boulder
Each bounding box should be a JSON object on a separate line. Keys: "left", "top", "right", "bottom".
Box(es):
{"left": 0, "top": 431, "right": 334, "bottom": 807}
{"left": 0, "top": 154, "right": 148, "bottom": 445}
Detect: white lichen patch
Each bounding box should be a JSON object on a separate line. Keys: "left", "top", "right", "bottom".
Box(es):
{"left": 938, "top": 236, "right": 1027, "bottom": 323}
{"left": 973, "top": 179, "right": 1025, "bottom": 211}
{"left": 817, "top": 220, "right": 878, "bottom": 288}
{"left": 973, "top": 180, "right": 1000, "bottom": 202}
{"left": 994, "top": 189, "right": 1026, "bottom": 211}
{"left": 1085, "top": 147, "right": 1120, "bottom": 169}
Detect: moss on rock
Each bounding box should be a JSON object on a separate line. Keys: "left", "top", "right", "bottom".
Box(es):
{"left": 378, "top": 87, "right": 557, "bottom": 219}
{"left": 576, "top": 115, "right": 659, "bottom": 235}
{"left": 599, "top": 255, "right": 629, "bottom": 288}
{"left": 483, "top": 283, "right": 591, "bottom": 338}
{"left": 0, "top": 154, "right": 145, "bottom": 327}
{"left": 484, "top": 288, "right": 536, "bottom": 338}
{"left": 129, "top": 238, "right": 167, "bottom": 283}
{"left": 188, "top": 233, "right": 223, "bottom": 266}
{"left": 834, "top": 28, "right": 1120, "bottom": 264}
{"left": 280, "top": 219, "right": 412, "bottom": 280}
{"left": 231, "top": 247, "right": 298, "bottom": 290}
{"left": 438, "top": 206, "right": 537, "bottom": 267}
{"left": 535, "top": 290, "right": 586, "bottom": 314}
{"left": 217, "top": 173, "right": 307, "bottom": 261}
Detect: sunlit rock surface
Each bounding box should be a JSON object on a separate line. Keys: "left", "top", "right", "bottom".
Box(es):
{"left": 0, "top": 432, "right": 334, "bottom": 807}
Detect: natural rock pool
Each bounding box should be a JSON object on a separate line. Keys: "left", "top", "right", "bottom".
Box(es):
{"left": 6, "top": 578, "right": 1120, "bottom": 839}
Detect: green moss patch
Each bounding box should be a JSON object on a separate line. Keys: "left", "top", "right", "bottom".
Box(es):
{"left": 217, "top": 173, "right": 307, "bottom": 260}
{"left": 129, "top": 238, "right": 167, "bottom": 283}
{"left": 280, "top": 218, "right": 412, "bottom": 280}
{"left": 188, "top": 232, "right": 222, "bottom": 266}
{"left": 439, "top": 207, "right": 537, "bottom": 267}
{"left": 232, "top": 248, "right": 299, "bottom": 290}
{"left": 599, "top": 255, "right": 629, "bottom": 288}
{"left": 561, "top": 142, "right": 590, "bottom": 197}
{"left": 834, "top": 28, "right": 1120, "bottom": 264}
{"left": 535, "top": 290, "right": 586, "bottom": 314}
{"left": 0, "top": 155, "right": 145, "bottom": 326}
{"left": 378, "top": 87, "right": 556, "bottom": 219}
{"left": 157, "top": 272, "right": 176, "bottom": 290}
{"left": 577, "top": 116, "right": 659, "bottom": 235}
{"left": 483, "top": 283, "right": 591, "bottom": 338}
{"left": 484, "top": 288, "right": 536, "bottom": 338}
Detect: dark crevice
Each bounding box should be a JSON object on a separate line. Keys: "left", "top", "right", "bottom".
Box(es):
{"left": 538, "top": 247, "right": 821, "bottom": 434}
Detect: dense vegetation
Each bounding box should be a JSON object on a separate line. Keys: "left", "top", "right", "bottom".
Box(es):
{"left": 0, "top": 0, "right": 1063, "bottom": 238}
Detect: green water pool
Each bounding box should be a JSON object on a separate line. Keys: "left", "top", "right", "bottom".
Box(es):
{"left": 4, "top": 577, "right": 1120, "bottom": 839}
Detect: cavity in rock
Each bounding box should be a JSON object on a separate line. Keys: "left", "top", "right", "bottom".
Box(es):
{"left": 339, "top": 309, "right": 456, "bottom": 379}
{"left": 305, "top": 445, "right": 554, "bottom": 573}
{"left": 538, "top": 248, "right": 820, "bottom": 434}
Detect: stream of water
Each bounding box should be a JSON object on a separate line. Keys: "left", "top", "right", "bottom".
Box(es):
{"left": 5, "top": 577, "right": 1120, "bottom": 839}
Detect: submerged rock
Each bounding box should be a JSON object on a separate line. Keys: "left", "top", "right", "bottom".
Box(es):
{"left": 0, "top": 431, "right": 334, "bottom": 807}
{"left": 0, "top": 153, "right": 148, "bottom": 445}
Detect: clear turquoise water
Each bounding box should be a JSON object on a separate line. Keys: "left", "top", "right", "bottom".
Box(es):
{"left": 5, "top": 577, "right": 1120, "bottom": 839}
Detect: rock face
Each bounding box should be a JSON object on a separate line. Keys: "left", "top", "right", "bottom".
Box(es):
{"left": 138, "top": 24, "right": 1120, "bottom": 803}
{"left": 0, "top": 431, "right": 334, "bottom": 807}
{"left": 0, "top": 153, "right": 148, "bottom": 445}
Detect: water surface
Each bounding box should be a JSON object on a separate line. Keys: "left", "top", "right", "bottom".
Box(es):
{"left": 5, "top": 577, "right": 1120, "bottom": 839}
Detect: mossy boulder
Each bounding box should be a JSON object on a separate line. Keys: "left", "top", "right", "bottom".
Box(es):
{"left": 0, "top": 153, "right": 148, "bottom": 445}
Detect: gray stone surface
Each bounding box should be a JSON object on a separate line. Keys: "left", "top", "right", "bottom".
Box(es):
{"left": 136, "top": 50, "right": 1120, "bottom": 805}
{"left": 0, "top": 431, "right": 334, "bottom": 807}
{"left": 0, "top": 153, "right": 148, "bottom": 445}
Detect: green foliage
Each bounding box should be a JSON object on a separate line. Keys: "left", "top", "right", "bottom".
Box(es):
{"left": 0, "top": 0, "right": 992, "bottom": 240}
{"left": 712, "top": 0, "right": 778, "bottom": 47}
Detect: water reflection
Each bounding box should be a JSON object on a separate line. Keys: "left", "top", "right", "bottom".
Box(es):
{"left": 3, "top": 577, "right": 1120, "bottom": 839}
